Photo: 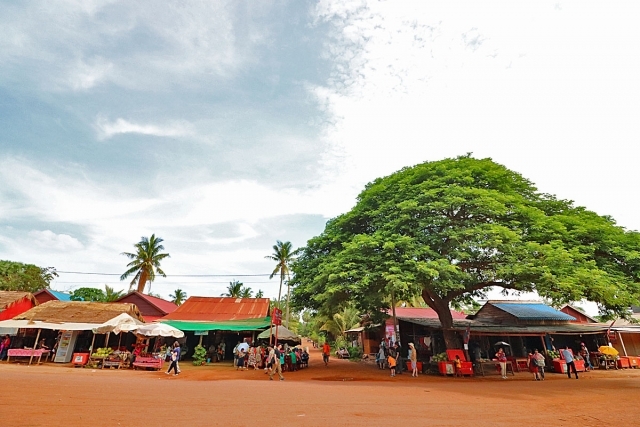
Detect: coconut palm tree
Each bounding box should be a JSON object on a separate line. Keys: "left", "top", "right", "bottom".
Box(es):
{"left": 255, "top": 289, "right": 264, "bottom": 298}
{"left": 239, "top": 287, "right": 253, "bottom": 298}
{"left": 170, "top": 288, "right": 187, "bottom": 305}
{"left": 120, "top": 234, "right": 170, "bottom": 293}
{"left": 103, "top": 285, "right": 124, "bottom": 302}
{"left": 320, "top": 306, "right": 361, "bottom": 338}
{"left": 222, "top": 280, "right": 244, "bottom": 297}
{"left": 265, "top": 240, "right": 300, "bottom": 328}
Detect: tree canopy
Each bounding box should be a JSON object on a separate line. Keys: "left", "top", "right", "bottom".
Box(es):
{"left": 291, "top": 156, "right": 640, "bottom": 348}
{"left": 265, "top": 240, "right": 300, "bottom": 328}
{"left": 120, "top": 234, "right": 170, "bottom": 293}
{"left": 0, "top": 260, "right": 57, "bottom": 293}
{"left": 70, "top": 287, "right": 106, "bottom": 302}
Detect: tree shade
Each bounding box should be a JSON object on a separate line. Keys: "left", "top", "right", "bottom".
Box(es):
{"left": 291, "top": 156, "right": 640, "bottom": 348}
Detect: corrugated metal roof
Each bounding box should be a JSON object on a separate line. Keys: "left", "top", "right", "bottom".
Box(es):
{"left": 491, "top": 303, "right": 576, "bottom": 321}
{"left": 390, "top": 307, "right": 467, "bottom": 320}
{"left": 399, "top": 317, "right": 608, "bottom": 335}
{"left": 162, "top": 297, "right": 270, "bottom": 321}
{"left": 48, "top": 290, "right": 72, "bottom": 301}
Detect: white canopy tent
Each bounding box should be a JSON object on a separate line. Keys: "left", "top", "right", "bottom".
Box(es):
{"left": 133, "top": 323, "right": 184, "bottom": 338}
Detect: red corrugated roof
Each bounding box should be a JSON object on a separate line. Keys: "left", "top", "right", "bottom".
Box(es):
{"left": 162, "top": 297, "right": 270, "bottom": 321}
{"left": 392, "top": 307, "right": 467, "bottom": 320}
{"left": 137, "top": 293, "right": 178, "bottom": 314}
{"left": 115, "top": 292, "right": 178, "bottom": 315}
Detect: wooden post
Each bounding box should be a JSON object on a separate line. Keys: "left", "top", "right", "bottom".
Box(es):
{"left": 275, "top": 325, "right": 279, "bottom": 348}
{"left": 29, "top": 328, "right": 42, "bottom": 366}
{"left": 117, "top": 333, "right": 122, "bottom": 350}
{"left": 104, "top": 332, "right": 110, "bottom": 348}
{"left": 618, "top": 332, "right": 628, "bottom": 356}
{"left": 198, "top": 334, "right": 203, "bottom": 347}
{"left": 391, "top": 289, "right": 399, "bottom": 345}
{"left": 89, "top": 333, "right": 96, "bottom": 354}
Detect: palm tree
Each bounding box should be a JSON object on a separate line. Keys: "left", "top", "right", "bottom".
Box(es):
{"left": 239, "top": 287, "right": 253, "bottom": 298}
{"left": 222, "top": 280, "right": 244, "bottom": 297}
{"left": 320, "top": 306, "right": 361, "bottom": 338}
{"left": 103, "top": 285, "right": 124, "bottom": 302}
{"left": 170, "top": 288, "right": 187, "bottom": 305}
{"left": 265, "top": 240, "right": 300, "bottom": 328}
{"left": 120, "top": 234, "right": 170, "bottom": 293}
{"left": 255, "top": 289, "right": 264, "bottom": 298}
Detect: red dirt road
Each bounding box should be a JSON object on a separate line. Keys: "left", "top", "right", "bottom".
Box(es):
{"left": 2, "top": 348, "right": 639, "bottom": 427}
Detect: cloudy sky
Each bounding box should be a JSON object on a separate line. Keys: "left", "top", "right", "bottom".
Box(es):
{"left": 1, "top": 1, "right": 639, "bottom": 303}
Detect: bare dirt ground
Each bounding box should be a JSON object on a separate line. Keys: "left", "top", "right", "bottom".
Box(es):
{"left": 2, "top": 347, "right": 639, "bottom": 427}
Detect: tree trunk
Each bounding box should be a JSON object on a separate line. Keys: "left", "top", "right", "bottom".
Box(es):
{"left": 137, "top": 270, "right": 148, "bottom": 293}
{"left": 285, "top": 281, "right": 291, "bottom": 328}
{"left": 422, "top": 289, "right": 460, "bottom": 349}
{"left": 391, "top": 289, "right": 399, "bottom": 344}
{"left": 277, "top": 271, "right": 283, "bottom": 307}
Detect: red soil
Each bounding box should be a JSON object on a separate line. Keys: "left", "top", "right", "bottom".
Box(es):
{"left": 2, "top": 346, "right": 639, "bottom": 427}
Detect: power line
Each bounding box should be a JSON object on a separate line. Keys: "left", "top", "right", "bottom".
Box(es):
{"left": 54, "top": 281, "right": 275, "bottom": 285}
{"left": 56, "top": 270, "right": 273, "bottom": 277}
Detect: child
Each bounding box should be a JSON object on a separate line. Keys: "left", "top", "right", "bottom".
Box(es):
{"left": 454, "top": 355, "right": 462, "bottom": 378}
{"left": 388, "top": 353, "right": 397, "bottom": 377}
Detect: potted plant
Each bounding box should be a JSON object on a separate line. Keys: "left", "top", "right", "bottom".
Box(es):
{"left": 192, "top": 345, "right": 207, "bottom": 366}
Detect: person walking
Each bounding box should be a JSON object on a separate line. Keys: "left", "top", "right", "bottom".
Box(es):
{"left": 533, "top": 349, "right": 545, "bottom": 380}
{"left": 388, "top": 352, "right": 397, "bottom": 377}
{"left": 496, "top": 348, "right": 508, "bottom": 379}
{"left": 322, "top": 341, "right": 331, "bottom": 367}
{"left": 166, "top": 341, "right": 181, "bottom": 376}
{"left": 267, "top": 345, "right": 284, "bottom": 381}
{"left": 376, "top": 346, "right": 386, "bottom": 369}
{"left": 562, "top": 346, "right": 579, "bottom": 379}
{"left": 394, "top": 342, "right": 404, "bottom": 375}
{"left": 528, "top": 351, "right": 540, "bottom": 381}
{"left": 408, "top": 343, "right": 419, "bottom": 377}
{"left": 580, "top": 342, "right": 593, "bottom": 371}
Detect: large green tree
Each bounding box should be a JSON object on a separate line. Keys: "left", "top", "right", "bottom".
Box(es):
{"left": 120, "top": 234, "right": 170, "bottom": 293}
{"left": 0, "top": 260, "right": 57, "bottom": 293}
{"left": 70, "top": 287, "right": 106, "bottom": 302}
{"left": 265, "top": 240, "right": 301, "bottom": 328}
{"left": 292, "top": 156, "right": 640, "bottom": 348}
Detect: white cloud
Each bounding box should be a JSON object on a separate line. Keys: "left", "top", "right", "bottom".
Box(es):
{"left": 67, "top": 57, "right": 114, "bottom": 91}
{"left": 27, "top": 230, "right": 84, "bottom": 251}
{"left": 95, "top": 117, "right": 194, "bottom": 140}
{"left": 312, "top": 0, "right": 640, "bottom": 231}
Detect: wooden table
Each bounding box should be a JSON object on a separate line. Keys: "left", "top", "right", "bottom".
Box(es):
{"left": 7, "top": 349, "right": 50, "bottom": 365}
{"left": 475, "top": 360, "right": 515, "bottom": 377}
{"left": 507, "top": 357, "right": 529, "bottom": 372}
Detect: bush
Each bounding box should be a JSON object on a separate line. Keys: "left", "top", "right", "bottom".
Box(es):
{"left": 347, "top": 345, "right": 362, "bottom": 360}
{"left": 192, "top": 345, "right": 207, "bottom": 366}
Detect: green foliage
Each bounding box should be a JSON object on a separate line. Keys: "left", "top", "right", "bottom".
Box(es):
{"left": 222, "top": 280, "right": 253, "bottom": 298}
{"left": 170, "top": 289, "right": 187, "bottom": 305}
{"left": 265, "top": 240, "right": 301, "bottom": 327}
{"left": 0, "top": 260, "right": 57, "bottom": 293}
{"left": 70, "top": 287, "right": 106, "bottom": 302}
{"left": 255, "top": 289, "right": 264, "bottom": 298}
{"left": 120, "top": 234, "right": 170, "bottom": 293}
{"left": 348, "top": 345, "right": 363, "bottom": 360}
{"left": 103, "top": 285, "right": 124, "bottom": 302}
{"left": 292, "top": 156, "right": 640, "bottom": 347}
{"left": 319, "top": 306, "right": 360, "bottom": 338}
{"left": 192, "top": 345, "right": 207, "bottom": 366}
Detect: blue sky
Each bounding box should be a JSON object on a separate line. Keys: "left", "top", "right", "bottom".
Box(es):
{"left": 1, "top": 1, "right": 639, "bottom": 305}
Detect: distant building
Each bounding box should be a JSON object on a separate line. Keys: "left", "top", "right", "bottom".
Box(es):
{"left": 33, "top": 289, "right": 72, "bottom": 305}
{"left": 0, "top": 291, "right": 38, "bottom": 321}
{"left": 114, "top": 291, "right": 177, "bottom": 323}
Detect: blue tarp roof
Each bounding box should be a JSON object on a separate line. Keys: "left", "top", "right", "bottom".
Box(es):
{"left": 48, "top": 290, "right": 72, "bottom": 301}
{"left": 492, "top": 303, "right": 576, "bottom": 321}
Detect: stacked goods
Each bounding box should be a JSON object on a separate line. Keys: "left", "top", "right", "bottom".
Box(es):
{"left": 546, "top": 350, "right": 560, "bottom": 359}
{"left": 432, "top": 352, "right": 448, "bottom": 362}
{"left": 91, "top": 348, "right": 112, "bottom": 358}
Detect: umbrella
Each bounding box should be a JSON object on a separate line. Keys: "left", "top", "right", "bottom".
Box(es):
{"left": 237, "top": 342, "right": 250, "bottom": 352}
{"left": 134, "top": 323, "right": 184, "bottom": 338}
{"left": 92, "top": 313, "right": 144, "bottom": 334}
{"left": 598, "top": 346, "right": 619, "bottom": 357}
{"left": 257, "top": 325, "right": 302, "bottom": 344}
{"left": 494, "top": 341, "right": 510, "bottom": 346}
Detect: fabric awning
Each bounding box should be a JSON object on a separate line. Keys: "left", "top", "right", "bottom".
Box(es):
{"left": 0, "top": 319, "right": 105, "bottom": 331}
{"left": 257, "top": 325, "right": 300, "bottom": 343}
{"left": 160, "top": 317, "right": 272, "bottom": 332}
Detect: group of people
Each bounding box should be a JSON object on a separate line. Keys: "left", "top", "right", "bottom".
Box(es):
{"left": 374, "top": 341, "right": 419, "bottom": 377}
{"left": 0, "top": 335, "right": 11, "bottom": 361}
{"left": 233, "top": 342, "right": 309, "bottom": 373}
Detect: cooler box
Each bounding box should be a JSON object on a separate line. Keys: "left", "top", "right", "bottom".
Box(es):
{"left": 553, "top": 359, "right": 566, "bottom": 373}
{"left": 445, "top": 349, "right": 473, "bottom": 376}
{"left": 574, "top": 359, "right": 585, "bottom": 372}
{"left": 438, "top": 361, "right": 454, "bottom": 375}
{"left": 72, "top": 353, "right": 89, "bottom": 367}
{"left": 617, "top": 358, "right": 630, "bottom": 369}
{"left": 625, "top": 356, "right": 639, "bottom": 368}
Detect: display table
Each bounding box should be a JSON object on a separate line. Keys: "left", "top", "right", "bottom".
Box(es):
{"left": 7, "top": 349, "right": 50, "bottom": 365}
{"left": 474, "top": 361, "right": 514, "bottom": 377}
{"left": 132, "top": 355, "right": 164, "bottom": 371}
